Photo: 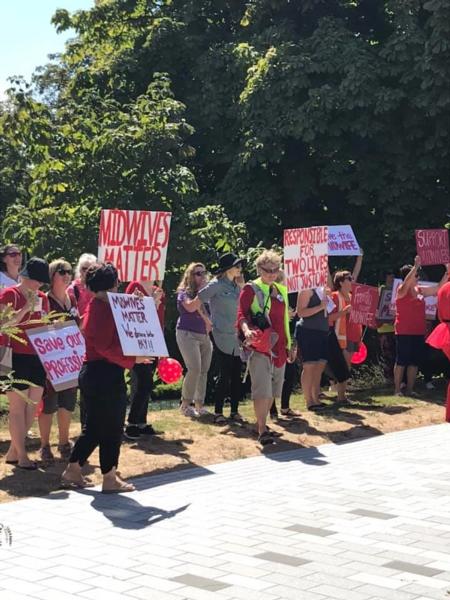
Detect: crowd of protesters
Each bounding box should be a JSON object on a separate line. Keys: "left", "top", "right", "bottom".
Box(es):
{"left": 0, "top": 242, "right": 449, "bottom": 490}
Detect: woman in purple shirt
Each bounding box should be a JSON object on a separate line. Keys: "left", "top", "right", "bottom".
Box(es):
{"left": 176, "top": 262, "right": 213, "bottom": 417}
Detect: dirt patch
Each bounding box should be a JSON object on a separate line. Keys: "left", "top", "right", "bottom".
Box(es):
{"left": 0, "top": 387, "right": 445, "bottom": 504}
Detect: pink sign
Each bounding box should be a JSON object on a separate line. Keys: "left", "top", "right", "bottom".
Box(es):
{"left": 283, "top": 226, "right": 328, "bottom": 293}
{"left": 350, "top": 283, "right": 379, "bottom": 329}
{"left": 415, "top": 229, "right": 450, "bottom": 266}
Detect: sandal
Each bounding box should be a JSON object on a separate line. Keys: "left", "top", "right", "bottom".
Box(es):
{"left": 280, "top": 408, "right": 301, "bottom": 417}
{"left": 266, "top": 426, "right": 283, "bottom": 438}
{"left": 307, "top": 403, "right": 327, "bottom": 412}
{"left": 61, "top": 475, "right": 94, "bottom": 489}
{"left": 102, "top": 481, "right": 136, "bottom": 494}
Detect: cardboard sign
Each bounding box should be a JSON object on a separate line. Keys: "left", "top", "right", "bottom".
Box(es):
{"left": 98, "top": 209, "right": 171, "bottom": 282}
{"left": 284, "top": 226, "right": 328, "bottom": 293}
{"left": 350, "top": 283, "right": 379, "bottom": 329}
{"left": 108, "top": 293, "right": 168, "bottom": 357}
{"left": 328, "top": 225, "right": 361, "bottom": 256}
{"left": 415, "top": 229, "right": 450, "bottom": 266}
{"left": 26, "top": 321, "right": 85, "bottom": 391}
{"left": 377, "top": 287, "right": 394, "bottom": 323}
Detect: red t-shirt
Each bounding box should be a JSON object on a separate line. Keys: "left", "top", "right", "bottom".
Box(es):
{"left": 82, "top": 298, "right": 135, "bottom": 370}
{"left": 395, "top": 290, "right": 426, "bottom": 335}
{"left": 437, "top": 281, "right": 450, "bottom": 322}
{"left": 125, "top": 282, "right": 166, "bottom": 329}
{"left": 0, "top": 287, "right": 50, "bottom": 354}
{"left": 237, "top": 285, "right": 287, "bottom": 368}
{"left": 67, "top": 279, "right": 94, "bottom": 317}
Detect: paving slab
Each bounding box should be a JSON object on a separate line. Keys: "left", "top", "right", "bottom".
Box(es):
{"left": 1, "top": 423, "right": 450, "bottom": 599}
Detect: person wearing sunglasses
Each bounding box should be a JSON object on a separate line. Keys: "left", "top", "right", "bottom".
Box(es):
{"left": 394, "top": 255, "right": 450, "bottom": 397}
{"left": 0, "top": 244, "right": 22, "bottom": 290}
{"left": 237, "top": 250, "right": 293, "bottom": 446}
{"left": 38, "top": 259, "right": 80, "bottom": 465}
{"left": 176, "top": 262, "right": 213, "bottom": 417}
{"left": 0, "top": 257, "right": 50, "bottom": 470}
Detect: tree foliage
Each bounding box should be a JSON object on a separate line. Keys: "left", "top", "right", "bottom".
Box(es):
{"left": 0, "top": 0, "right": 449, "bottom": 281}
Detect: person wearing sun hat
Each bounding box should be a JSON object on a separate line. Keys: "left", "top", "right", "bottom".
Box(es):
{"left": 0, "top": 257, "right": 50, "bottom": 470}
{"left": 198, "top": 253, "right": 246, "bottom": 424}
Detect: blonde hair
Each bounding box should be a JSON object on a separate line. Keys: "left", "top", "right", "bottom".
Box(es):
{"left": 177, "top": 262, "right": 207, "bottom": 297}
{"left": 49, "top": 258, "right": 72, "bottom": 281}
{"left": 255, "top": 249, "right": 282, "bottom": 274}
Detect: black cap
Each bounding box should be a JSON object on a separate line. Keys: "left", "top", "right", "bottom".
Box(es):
{"left": 20, "top": 257, "right": 50, "bottom": 284}
{"left": 213, "top": 253, "right": 246, "bottom": 275}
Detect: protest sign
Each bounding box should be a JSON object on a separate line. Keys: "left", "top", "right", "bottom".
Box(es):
{"left": 390, "top": 278, "right": 402, "bottom": 314}
{"left": 98, "top": 209, "right": 172, "bottom": 282}
{"left": 283, "top": 226, "right": 328, "bottom": 293}
{"left": 328, "top": 225, "right": 361, "bottom": 256}
{"left": 377, "top": 287, "right": 394, "bottom": 323}
{"left": 26, "top": 321, "right": 85, "bottom": 391}
{"left": 108, "top": 293, "right": 168, "bottom": 357}
{"left": 349, "top": 283, "right": 379, "bottom": 329}
{"left": 415, "top": 229, "right": 450, "bottom": 266}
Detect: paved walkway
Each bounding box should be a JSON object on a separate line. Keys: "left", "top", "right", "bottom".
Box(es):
{"left": 1, "top": 424, "right": 450, "bottom": 600}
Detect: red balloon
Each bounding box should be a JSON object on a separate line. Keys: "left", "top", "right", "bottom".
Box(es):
{"left": 157, "top": 358, "right": 183, "bottom": 384}
{"left": 351, "top": 341, "right": 368, "bottom": 365}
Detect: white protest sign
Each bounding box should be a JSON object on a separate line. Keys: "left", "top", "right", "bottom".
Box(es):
{"left": 108, "top": 292, "right": 168, "bottom": 357}
{"left": 283, "top": 226, "right": 328, "bottom": 293}
{"left": 315, "top": 287, "right": 336, "bottom": 314}
{"left": 98, "top": 209, "right": 172, "bottom": 282}
{"left": 328, "top": 225, "right": 361, "bottom": 256}
{"left": 26, "top": 321, "right": 85, "bottom": 391}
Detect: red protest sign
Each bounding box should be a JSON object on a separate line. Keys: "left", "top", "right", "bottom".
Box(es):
{"left": 98, "top": 209, "right": 172, "bottom": 282}
{"left": 283, "top": 226, "right": 328, "bottom": 293}
{"left": 350, "top": 283, "right": 379, "bottom": 329}
{"left": 415, "top": 229, "right": 450, "bottom": 266}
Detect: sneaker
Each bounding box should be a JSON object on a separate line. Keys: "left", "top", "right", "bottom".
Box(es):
{"left": 214, "top": 413, "right": 228, "bottom": 424}
{"left": 258, "top": 431, "right": 275, "bottom": 446}
{"left": 39, "top": 445, "right": 54, "bottom": 464}
{"left": 280, "top": 408, "right": 301, "bottom": 417}
{"left": 57, "top": 442, "right": 73, "bottom": 460}
{"left": 124, "top": 425, "right": 141, "bottom": 440}
{"left": 425, "top": 382, "right": 435, "bottom": 390}
{"left": 229, "top": 412, "right": 247, "bottom": 424}
{"left": 139, "top": 424, "right": 156, "bottom": 436}
{"left": 196, "top": 407, "right": 211, "bottom": 416}
{"left": 180, "top": 405, "right": 199, "bottom": 417}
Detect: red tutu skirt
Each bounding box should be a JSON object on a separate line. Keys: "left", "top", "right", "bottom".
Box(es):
{"left": 427, "top": 323, "right": 450, "bottom": 361}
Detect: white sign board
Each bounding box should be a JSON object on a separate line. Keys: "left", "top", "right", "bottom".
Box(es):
{"left": 283, "top": 226, "right": 329, "bottom": 292}
{"left": 328, "top": 225, "right": 361, "bottom": 256}
{"left": 26, "top": 321, "right": 85, "bottom": 391}
{"left": 108, "top": 293, "right": 169, "bottom": 357}
{"left": 390, "top": 278, "right": 437, "bottom": 321}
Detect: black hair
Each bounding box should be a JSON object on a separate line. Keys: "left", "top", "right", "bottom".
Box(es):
{"left": 399, "top": 264, "right": 414, "bottom": 279}
{"left": 0, "top": 244, "right": 21, "bottom": 272}
{"left": 85, "top": 263, "right": 118, "bottom": 293}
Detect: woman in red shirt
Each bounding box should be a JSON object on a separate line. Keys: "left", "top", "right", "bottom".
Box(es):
{"left": 394, "top": 256, "right": 449, "bottom": 396}
{"left": 62, "top": 263, "right": 153, "bottom": 492}
{"left": 0, "top": 257, "right": 50, "bottom": 470}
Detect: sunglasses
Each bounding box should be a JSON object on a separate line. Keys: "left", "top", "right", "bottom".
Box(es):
{"left": 57, "top": 269, "right": 73, "bottom": 276}
{"left": 194, "top": 270, "right": 206, "bottom": 276}
{"left": 6, "top": 251, "right": 21, "bottom": 258}
{"left": 80, "top": 266, "right": 90, "bottom": 272}
{"left": 260, "top": 266, "right": 280, "bottom": 274}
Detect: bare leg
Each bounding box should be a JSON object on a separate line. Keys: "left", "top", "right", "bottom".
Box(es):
{"left": 6, "top": 390, "right": 31, "bottom": 466}
{"left": 394, "top": 364, "right": 405, "bottom": 394}
{"left": 253, "top": 398, "right": 270, "bottom": 435}
{"left": 102, "top": 467, "right": 135, "bottom": 493}
{"left": 301, "top": 364, "right": 315, "bottom": 408}
{"left": 38, "top": 413, "right": 53, "bottom": 448}
{"left": 56, "top": 408, "right": 72, "bottom": 446}
{"left": 406, "top": 365, "right": 418, "bottom": 394}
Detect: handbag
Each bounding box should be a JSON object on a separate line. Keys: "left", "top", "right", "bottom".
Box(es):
{"left": 0, "top": 345, "right": 12, "bottom": 376}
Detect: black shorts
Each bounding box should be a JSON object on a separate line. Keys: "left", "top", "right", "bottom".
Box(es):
{"left": 326, "top": 329, "right": 351, "bottom": 383}
{"left": 296, "top": 327, "right": 328, "bottom": 363}
{"left": 395, "top": 335, "right": 425, "bottom": 367}
{"left": 43, "top": 385, "right": 77, "bottom": 414}
{"left": 11, "top": 353, "right": 46, "bottom": 390}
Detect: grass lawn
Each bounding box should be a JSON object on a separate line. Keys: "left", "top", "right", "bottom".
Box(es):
{"left": 0, "top": 377, "right": 446, "bottom": 504}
